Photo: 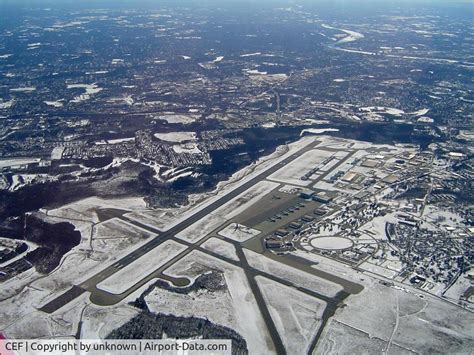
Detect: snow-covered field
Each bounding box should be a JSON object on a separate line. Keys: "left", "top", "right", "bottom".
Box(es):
{"left": 81, "top": 301, "right": 140, "bottom": 339}
{"left": 300, "top": 128, "right": 339, "bottom": 136}
{"left": 47, "top": 196, "right": 147, "bottom": 223}
{"left": 175, "top": 214, "right": 225, "bottom": 243}
{"left": 240, "top": 52, "right": 262, "bottom": 57}
{"left": 0, "top": 207, "right": 156, "bottom": 309}
{"left": 358, "top": 261, "right": 399, "bottom": 279}
{"left": 0, "top": 286, "right": 51, "bottom": 335}
{"left": 0, "top": 157, "right": 41, "bottom": 168}
{"left": 144, "top": 280, "right": 238, "bottom": 336}
{"left": 106, "top": 137, "right": 135, "bottom": 144}
{"left": 244, "top": 249, "right": 343, "bottom": 297}
{"left": 310, "top": 236, "right": 353, "bottom": 250}
{"left": 201, "top": 238, "right": 239, "bottom": 261}
{"left": 172, "top": 143, "right": 202, "bottom": 154}
{"left": 126, "top": 209, "right": 187, "bottom": 232}
{"left": 44, "top": 100, "right": 64, "bottom": 107}
{"left": 0, "top": 99, "right": 15, "bottom": 109}
{"left": 410, "top": 108, "right": 430, "bottom": 116}
{"left": 154, "top": 131, "right": 197, "bottom": 142}
{"left": 256, "top": 276, "right": 326, "bottom": 354}
{"left": 94, "top": 217, "right": 155, "bottom": 241}
{"left": 88, "top": 220, "right": 157, "bottom": 271}
{"left": 9, "top": 174, "right": 48, "bottom": 191}
{"left": 3, "top": 285, "right": 145, "bottom": 340}
{"left": 422, "top": 205, "right": 464, "bottom": 227}
{"left": 97, "top": 240, "right": 187, "bottom": 294}
{"left": 245, "top": 72, "right": 289, "bottom": 83}
{"left": 26, "top": 211, "right": 164, "bottom": 304}
{"left": 51, "top": 146, "right": 65, "bottom": 160}
{"left": 10, "top": 87, "right": 36, "bottom": 93}
{"left": 359, "top": 106, "right": 405, "bottom": 117}
{"left": 156, "top": 114, "right": 198, "bottom": 124}
{"left": 332, "top": 47, "right": 377, "bottom": 56}
{"left": 323, "top": 277, "right": 474, "bottom": 354}
{"left": 318, "top": 319, "right": 388, "bottom": 354}
{"left": 293, "top": 250, "right": 357, "bottom": 278}
{"left": 444, "top": 275, "right": 473, "bottom": 309}
{"left": 3, "top": 294, "right": 80, "bottom": 339}
{"left": 163, "top": 250, "right": 275, "bottom": 354}
{"left": 357, "top": 213, "right": 398, "bottom": 241}
{"left": 67, "top": 83, "right": 102, "bottom": 94}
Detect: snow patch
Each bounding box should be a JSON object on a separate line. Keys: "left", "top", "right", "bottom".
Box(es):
{"left": 96, "top": 240, "right": 187, "bottom": 294}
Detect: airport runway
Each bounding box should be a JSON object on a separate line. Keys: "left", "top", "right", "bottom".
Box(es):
{"left": 40, "top": 139, "right": 322, "bottom": 313}
{"left": 39, "top": 138, "right": 364, "bottom": 354}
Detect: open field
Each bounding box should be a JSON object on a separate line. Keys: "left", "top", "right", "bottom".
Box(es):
{"left": 257, "top": 276, "right": 326, "bottom": 354}
{"left": 163, "top": 251, "right": 275, "bottom": 354}
{"left": 175, "top": 214, "right": 225, "bottom": 243}
{"left": 97, "top": 240, "right": 187, "bottom": 294}
{"left": 310, "top": 236, "right": 353, "bottom": 250}
{"left": 328, "top": 277, "right": 474, "bottom": 353}
{"left": 201, "top": 238, "right": 239, "bottom": 261}
{"left": 244, "top": 249, "right": 343, "bottom": 298}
